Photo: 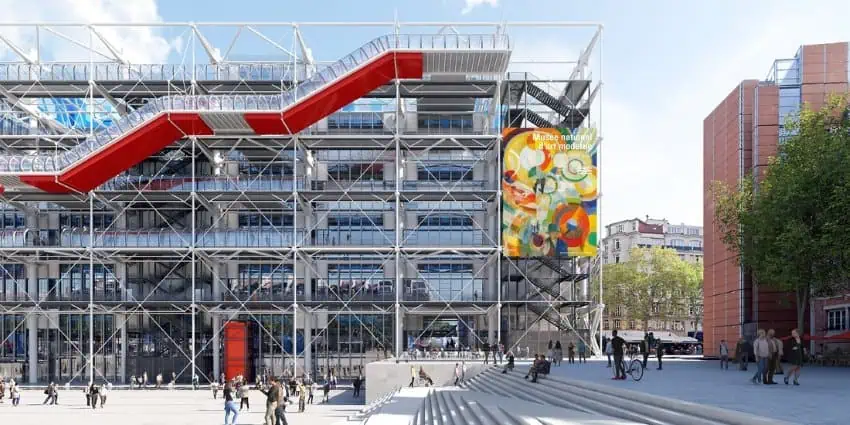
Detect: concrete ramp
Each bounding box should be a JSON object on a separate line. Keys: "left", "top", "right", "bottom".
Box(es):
{"left": 365, "top": 360, "right": 487, "bottom": 403}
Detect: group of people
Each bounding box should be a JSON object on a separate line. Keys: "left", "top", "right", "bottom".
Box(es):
{"left": 84, "top": 382, "right": 110, "bottom": 409}
{"left": 747, "top": 328, "right": 805, "bottom": 386}
{"left": 603, "top": 330, "right": 664, "bottom": 380}
{"left": 0, "top": 377, "right": 21, "bottom": 406}
{"left": 545, "top": 340, "right": 588, "bottom": 365}
{"left": 128, "top": 371, "right": 178, "bottom": 390}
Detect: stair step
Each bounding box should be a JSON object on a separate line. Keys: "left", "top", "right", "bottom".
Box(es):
{"left": 448, "top": 392, "right": 479, "bottom": 425}
{"left": 483, "top": 368, "right": 714, "bottom": 425}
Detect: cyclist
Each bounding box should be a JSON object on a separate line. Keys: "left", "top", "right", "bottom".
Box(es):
{"left": 611, "top": 330, "right": 626, "bottom": 380}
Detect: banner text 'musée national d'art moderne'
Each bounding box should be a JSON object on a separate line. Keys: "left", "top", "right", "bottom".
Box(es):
{"left": 502, "top": 127, "right": 598, "bottom": 258}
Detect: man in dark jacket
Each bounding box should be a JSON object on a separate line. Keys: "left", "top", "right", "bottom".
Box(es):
{"left": 655, "top": 338, "right": 664, "bottom": 370}
{"left": 640, "top": 333, "right": 650, "bottom": 368}
{"left": 611, "top": 330, "right": 626, "bottom": 380}
{"left": 735, "top": 337, "right": 749, "bottom": 371}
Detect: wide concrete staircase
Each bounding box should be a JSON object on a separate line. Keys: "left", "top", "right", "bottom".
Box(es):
{"left": 462, "top": 366, "right": 797, "bottom": 425}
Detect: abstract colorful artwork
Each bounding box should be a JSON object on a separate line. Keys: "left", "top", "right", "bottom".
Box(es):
{"left": 502, "top": 128, "right": 598, "bottom": 257}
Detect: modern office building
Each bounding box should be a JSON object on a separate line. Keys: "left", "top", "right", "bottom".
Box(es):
{"left": 703, "top": 42, "right": 850, "bottom": 356}
{"left": 0, "top": 22, "right": 602, "bottom": 384}
{"left": 600, "top": 217, "right": 703, "bottom": 335}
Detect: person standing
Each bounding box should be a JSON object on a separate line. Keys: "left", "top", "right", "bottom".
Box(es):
{"left": 765, "top": 329, "right": 780, "bottom": 384}
{"left": 498, "top": 343, "right": 505, "bottom": 365}
{"left": 751, "top": 329, "right": 769, "bottom": 384}
{"left": 89, "top": 383, "right": 99, "bottom": 409}
{"left": 275, "top": 379, "right": 289, "bottom": 425}
{"left": 611, "top": 330, "right": 626, "bottom": 380}
{"left": 99, "top": 383, "right": 108, "bottom": 407}
{"left": 308, "top": 382, "right": 315, "bottom": 404}
{"left": 605, "top": 338, "right": 613, "bottom": 368}
{"left": 408, "top": 365, "right": 416, "bottom": 387}
{"left": 577, "top": 339, "right": 587, "bottom": 363}
{"left": 719, "top": 340, "right": 730, "bottom": 370}
{"left": 142, "top": 371, "right": 148, "bottom": 389}
{"left": 785, "top": 329, "right": 804, "bottom": 386}
{"left": 298, "top": 381, "right": 306, "bottom": 412}
{"left": 655, "top": 337, "right": 664, "bottom": 370}
{"left": 483, "top": 342, "right": 490, "bottom": 365}
{"left": 156, "top": 373, "right": 163, "bottom": 389}
{"left": 454, "top": 363, "right": 462, "bottom": 386}
{"left": 352, "top": 375, "right": 363, "bottom": 397}
{"left": 10, "top": 381, "right": 20, "bottom": 406}
{"left": 239, "top": 382, "right": 250, "bottom": 411}
{"left": 223, "top": 381, "right": 239, "bottom": 425}
{"left": 261, "top": 378, "right": 280, "bottom": 425}
{"left": 735, "top": 337, "right": 749, "bottom": 371}
{"left": 554, "top": 341, "right": 563, "bottom": 366}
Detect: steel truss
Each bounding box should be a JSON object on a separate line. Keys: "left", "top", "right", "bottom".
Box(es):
{"left": 0, "top": 20, "right": 603, "bottom": 385}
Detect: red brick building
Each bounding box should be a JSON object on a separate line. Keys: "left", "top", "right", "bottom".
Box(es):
{"left": 703, "top": 42, "right": 850, "bottom": 357}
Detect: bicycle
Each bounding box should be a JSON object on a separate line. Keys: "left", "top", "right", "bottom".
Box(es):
{"left": 619, "top": 350, "right": 644, "bottom": 381}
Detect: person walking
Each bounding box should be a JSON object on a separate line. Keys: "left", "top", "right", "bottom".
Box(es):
{"left": 610, "top": 330, "right": 626, "bottom": 380}
{"left": 461, "top": 361, "right": 467, "bottom": 382}
{"left": 308, "top": 382, "right": 315, "bottom": 404}
{"left": 454, "top": 363, "right": 462, "bottom": 386}
{"left": 751, "top": 329, "right": 770, "bottom": 384}
{"left": 567, "top": 341, "right": 576, "bottom": 364}
{"left": 639, "top": 336, "right": 649, "bottom": 368}
{"left": 212, "top": 380, "right": 220, "bottom": 399}
{"left": 142, "top": 371, "right": 148, "bottom": 389}
{"left": 605, "top": 338, "right": 613, "bottom": 368}
{"left": 322, "top": 380, "right": 330, "bottom": 403}
{"left": 275, "top": 379, "right": 289, "bottom": 425}
{"left": 261, "top": 378, "right": 280, "bottom": 425}
{"left": 408, "top": 365, "right": 416, "bottom": 387}
{"left": 99, "top": 383, "right": 108, "bottom": 407}
{"left": 735, "top": 337, "right": 749, "bottom": 371}
{"left": 785, "top": 329, "right": 805, "bottom": 386}
{"left": 498, "top": 343, "right": 505, "bottom": 365}
{"left": 43, "top": 382, "right": 57, "bottom": 405}
{"left": 156, "top": 372, "right": 163, "bottom": 389}
{"left": 719, "top": 340, "right": 730, "bottom": 370}
{"left": 223, "top": 381, "right": 239, "bottom": 425}
{"left": 483, "top": 342, "right": 490, "bottom": 365}
{"left": 239, "top": 382, "right": 250, "bottom": 411}
{"left": 765, "top": 329, "right": 780, "bottom": 384}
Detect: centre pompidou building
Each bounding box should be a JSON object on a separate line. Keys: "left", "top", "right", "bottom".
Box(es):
{"left": 0, "top": 21, "right": 602, "bottom": 384}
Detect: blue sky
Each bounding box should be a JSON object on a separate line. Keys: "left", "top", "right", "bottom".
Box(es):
{"left": 4, "top": 0, "right": 850, "bottom": 230}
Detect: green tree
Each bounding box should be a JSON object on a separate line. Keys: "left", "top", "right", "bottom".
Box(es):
{"left": 710, "top": 96, "right": 850, "bottom": 333}
{"left": 599, "top": 247, "right": 700, "bottom": 330}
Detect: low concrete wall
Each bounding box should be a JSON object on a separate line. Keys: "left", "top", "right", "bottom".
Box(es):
{"left": 364, "top": 360, "right": 487, "bottom": 404}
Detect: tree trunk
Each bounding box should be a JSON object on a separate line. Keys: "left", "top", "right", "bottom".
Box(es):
{"left": 796, "top": 286, "right": 809, "bottom": 335}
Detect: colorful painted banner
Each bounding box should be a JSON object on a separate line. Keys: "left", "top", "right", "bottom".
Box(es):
{"left": 502, "top": 128, "right": 598, "bottom": 257}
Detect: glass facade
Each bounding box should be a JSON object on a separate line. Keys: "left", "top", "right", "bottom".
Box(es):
{"left": 0, "top": 25, "right": 600, "bottom": 385}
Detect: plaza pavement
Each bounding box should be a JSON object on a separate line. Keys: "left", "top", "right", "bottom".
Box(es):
{"left": 2, "top": 358, "right": 847, "bottom": 425}
{"left": 0, "top": 387, "right": 365, "bottom": 425}
{"left": 540, "top": 356, "right": 847, "bottom": 425}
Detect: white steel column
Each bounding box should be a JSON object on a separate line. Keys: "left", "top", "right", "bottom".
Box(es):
{"left": 393, "top": 56, "right": 402, "bottom": 359}
{"left": 117, "top": 313, "right": 127, "bottom": 383}
{"left": 304, "top": 311, "right": 312, "bottom": 378}
{"left": 291, "top": 24, "right": 300, "bottom": 378}
{"left": 597, "top": 25, "right": 605, "bottom": 356}
{"left": 191, "top": 137, "right": 198, "bottom": 383}
{"left": 26, "top": 200, "right": 38, "bottom": 383}
{"left": 212, "top": 314, "right": 221, "bottom": 380}
{"left": 88, "top": 193, "right": 94, "bottom": 384}
{"left": 495, "top": 65, "right": 503, "bottom": 346}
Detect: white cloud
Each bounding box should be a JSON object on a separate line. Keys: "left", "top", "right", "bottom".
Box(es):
{"left": 461, "top": 0, "right": 498, "bottom": 14}
{"left": 0, "top": 0, "right": 172, "bottom": 63}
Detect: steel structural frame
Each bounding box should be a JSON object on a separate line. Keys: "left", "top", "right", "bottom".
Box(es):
{"left": 0, "top": 20, "right": 603, "bottom": 385}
